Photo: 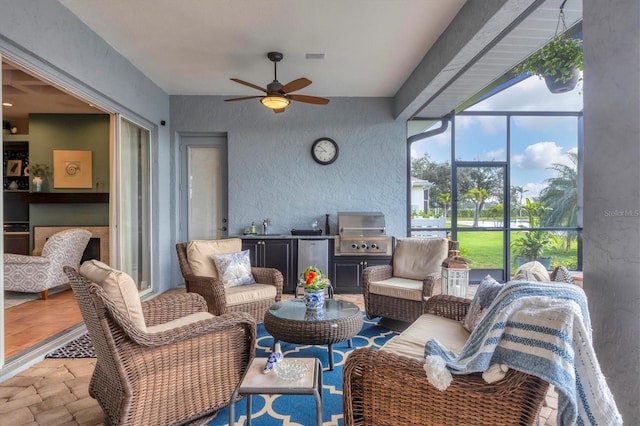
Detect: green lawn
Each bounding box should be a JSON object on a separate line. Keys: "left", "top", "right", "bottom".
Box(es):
{"left": 456, "top": 231, "right": 578, "bottom": 269}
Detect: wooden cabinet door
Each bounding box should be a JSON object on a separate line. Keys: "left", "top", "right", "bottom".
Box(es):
{"left": 263, "top": 239, "right": 294, "bottom": 292}
{"left": 332, "top": 256, "right": 392, "bottom": 293}
{"left": 241, "top": 240, "right": 262, "bottom": 266}
{"left": 4, "top": 233, "right": 29, "bottom": 255}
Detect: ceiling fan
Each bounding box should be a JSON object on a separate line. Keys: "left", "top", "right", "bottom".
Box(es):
{"left": 225, "top": 51, "right": 329, "bottom": 113}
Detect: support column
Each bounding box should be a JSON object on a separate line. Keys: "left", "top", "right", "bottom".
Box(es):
{"left": 583, "top": 0, "right": 640, "bottom": 423}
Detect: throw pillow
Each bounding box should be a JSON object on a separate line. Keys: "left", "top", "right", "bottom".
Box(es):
{"left": 511, "top": 261, "right": 551, "bottom": 282}
{"left": 211, "top": 250, "right": 256, "bottom": 287}
{"left": 186, "top": 238, "right": 242, "bottom": 278}
{"left": 551, "top": 265, "right": 575, "bottom": 284}
{"left": 462, "top": 275, "right": 503, "bottom": 333}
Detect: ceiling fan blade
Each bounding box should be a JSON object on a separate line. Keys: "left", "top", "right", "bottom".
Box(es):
{"left": 230, "top": 78, "right": 267, "bottom": 93}
{"left": 273, "top": 108, "right": 286, "bottom": 113}
{"left": 282, "top": 77, "right": 312, "bottom": 94}
{"left": 224, "top": 96, "right": 264, "bottom": 102}
{"left": 289, "top": 94, "right": 330, "bottom": 105}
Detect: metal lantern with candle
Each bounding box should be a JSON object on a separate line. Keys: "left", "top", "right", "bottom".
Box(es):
{"left": 441, "top": 241, "right": 471, "bottom": 298}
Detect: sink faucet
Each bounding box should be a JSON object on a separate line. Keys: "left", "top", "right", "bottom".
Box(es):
{"left": 263, "top": 219, "right": 269, "bottom": 235}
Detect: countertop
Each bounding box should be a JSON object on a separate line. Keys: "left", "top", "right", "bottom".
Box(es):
{"left": 232, "top": 234, "right": 337, "bottom": 240}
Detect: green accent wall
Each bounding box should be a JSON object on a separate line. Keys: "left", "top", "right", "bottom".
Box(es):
{"left": 28, "top": 114, "right": 110, "bottom": 241}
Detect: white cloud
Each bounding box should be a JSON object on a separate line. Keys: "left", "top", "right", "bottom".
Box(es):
{"left": 468, "top": 75, "right": 583, "bottom": 112}
{"left": 483, "top": 148, "right": 505, "bottom": 160}
{"left": 523, "top": 182, "right": 546, "bottom": 200}
{"left": 512, "top": 141, "right": 564, "bottom": 169}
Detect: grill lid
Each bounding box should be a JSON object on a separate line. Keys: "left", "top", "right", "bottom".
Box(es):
{"left": 337, "top": 212, "right": 386, "bottom": 236}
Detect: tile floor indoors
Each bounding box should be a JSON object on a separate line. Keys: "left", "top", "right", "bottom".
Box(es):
{"left": 0, "top": 292, "right": 559, "bottom": 425}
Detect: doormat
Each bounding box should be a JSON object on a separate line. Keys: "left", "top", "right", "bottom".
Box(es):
{"left": 46, "top": 333, "right": 95, "bottom": 358}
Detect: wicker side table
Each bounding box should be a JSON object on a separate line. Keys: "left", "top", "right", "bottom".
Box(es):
{"left": 229, "top": 357, "right": 323, "bottom": 426}
{"left": 264, "top": 298, "right": 363, "bottom": 370}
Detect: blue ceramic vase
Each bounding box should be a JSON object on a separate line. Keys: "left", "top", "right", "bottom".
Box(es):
{"left": 304, "top": 289, "right": 325, "bottom": 311}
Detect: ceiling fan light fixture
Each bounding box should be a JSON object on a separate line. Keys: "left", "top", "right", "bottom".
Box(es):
{"left": 261, "top": 95, "right": 290, "bottom": 110}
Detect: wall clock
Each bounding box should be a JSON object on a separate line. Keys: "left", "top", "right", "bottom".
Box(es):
{"left": 311, "top": 138, "right": 339, "bottom": 165}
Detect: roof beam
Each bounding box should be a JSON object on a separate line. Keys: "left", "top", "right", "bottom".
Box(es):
{"left": 393, "top": 0, "right": 544, "bottom": 121}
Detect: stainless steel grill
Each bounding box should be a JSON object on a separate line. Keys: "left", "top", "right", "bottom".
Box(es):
{"left": 335, "top": 212, "right": 392, "bottom": 256}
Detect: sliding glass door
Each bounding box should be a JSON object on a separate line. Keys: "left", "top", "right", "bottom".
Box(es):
{"left": 116, "top": 116, "right": 151, "bottom": 292}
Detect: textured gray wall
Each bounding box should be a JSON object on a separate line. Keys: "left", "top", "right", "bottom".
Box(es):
{"left": 583, "top": 0, "right": 640, "bottom": 422}
{"left": 0, "top": 0, "right": 173, "bottom": 292}
{"left": 170, "top": 96, "right": 407, "bottom": 237}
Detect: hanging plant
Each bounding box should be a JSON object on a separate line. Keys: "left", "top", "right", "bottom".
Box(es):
{"left": 514, "top": 35, "right": 583, "bottom": 93}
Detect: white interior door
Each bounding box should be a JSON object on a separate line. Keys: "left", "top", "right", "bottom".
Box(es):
{"left": 180, "top": 135, "right": 228, "bottom": 240}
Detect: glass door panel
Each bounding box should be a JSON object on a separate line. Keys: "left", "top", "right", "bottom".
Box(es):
{"left": 455, "top": 166, "right": 505, "bottom": 229}
{"left": 118, "top": 117, "right": 151, "bottom": 292}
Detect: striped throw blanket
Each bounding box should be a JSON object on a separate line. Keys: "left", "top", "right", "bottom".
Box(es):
{"left": 423, "top": 281, "right": 621, "bottom": 426}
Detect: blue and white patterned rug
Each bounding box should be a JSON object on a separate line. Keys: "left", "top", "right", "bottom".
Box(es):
{"left": 45, "top": 312, "right": 398, "bottom": 425}
{"left": 212, "top": 313, "right": 397, "bottom": 426}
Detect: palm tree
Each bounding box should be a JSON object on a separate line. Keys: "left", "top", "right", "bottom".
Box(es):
{"left": 540, "top": 152, "right": 578, "bottom": 249}
{"left": 437, "top": 192, "right": 451, "bottom": 220}
{"left": 511, "top": 185, "right": 527, "bottom": 222}
{"left": 466, "top": 188, "right": 488, "bottom": 227}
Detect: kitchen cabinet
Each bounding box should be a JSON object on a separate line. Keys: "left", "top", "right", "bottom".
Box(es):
{"left": 331, "top": 256, "right": 391, "bottom": 293}
{"left": 242, "top": 238, "right": 296, "bottom": 293}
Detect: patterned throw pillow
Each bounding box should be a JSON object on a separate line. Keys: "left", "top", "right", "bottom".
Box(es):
{"left": 462, "top": 275, "right": 504, "bottom": 333}
{"left": 552, "top": 265, "right": 575, "bottom": 284}
{"left": 211, "top": 250, "right": 256, "bottom": 287}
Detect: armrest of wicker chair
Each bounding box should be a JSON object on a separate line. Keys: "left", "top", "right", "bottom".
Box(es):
{"left": 421, "top": 271, "right": 441, "bottom": 298}
{"left": 343, "top": 347, "right": 549, "bottom": 426}
{"left": 180, "top": 273, "right": 228, "bottom": 315}
{"left": 422, "top": 294, "right": 471, "bottom": 321}
{"left": 251, "top": 266, "right": 284, "bottom": 301}
{"left": 362, "top": 264, "right": 393, "bottom": 313}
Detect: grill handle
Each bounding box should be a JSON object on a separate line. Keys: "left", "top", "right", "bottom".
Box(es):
{"left": 339, "top": 227, "right": 386, "bottom": 234}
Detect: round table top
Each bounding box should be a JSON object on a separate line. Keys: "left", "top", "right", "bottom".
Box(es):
{"left": 267, "top": 298, "right": 360, "bottom": 322}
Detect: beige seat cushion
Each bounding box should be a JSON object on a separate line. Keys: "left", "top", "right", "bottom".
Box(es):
{"left": 512, "top": 261, "right": 551, "bottom": 282}
{"left": 225, "top": 283, "right": 277, "bottom": 307}
{"left": 381, "top": 313, "right": 470, "bottom": 361}
{"left": 147, "top": 311, "right": 214, "bottom": 334}
{"left": 393, "top": 238, "right": 448, "bottom": 280}
{"left": 369, "top": 277, "right": 424, "bottom": 301}
{"left": 186, "top": 238, "right": 242, "bottom": 278}
{"left": 79, "top": 259, "right": 147, "bottom": 331}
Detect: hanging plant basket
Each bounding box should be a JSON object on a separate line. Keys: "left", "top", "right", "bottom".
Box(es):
{"left": 544, "top": 67, "right": 580, "bottom": 93}
{"left": 514, "top": 35, "right": 583, "bottom": 94}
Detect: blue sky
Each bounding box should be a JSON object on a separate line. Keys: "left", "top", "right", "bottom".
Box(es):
{"left": 411, "top": 75, "right": 582, "bottom": 200}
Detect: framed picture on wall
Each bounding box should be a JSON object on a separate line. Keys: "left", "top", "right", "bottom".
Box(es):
{"left": 53, "top": 150, "right": 93, "bottom": 188}
{"left": 5, "top": 159, "right": 22, "bottom": 176}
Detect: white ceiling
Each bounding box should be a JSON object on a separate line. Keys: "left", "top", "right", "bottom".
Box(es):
{"left": 58, "top": 0, "right": 466, "bottom": 98}
{"left": 2, "top": 0, "right": 583, "bottom": 122}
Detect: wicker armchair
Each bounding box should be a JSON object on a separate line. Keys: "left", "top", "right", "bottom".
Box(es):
{"left": 343, "top": 295, "right": 549, "bottom": 426}
{"left": 362, "top": 238, "right": 452, "bottom": 323}
{"left": 176, "top": 239, "right": 283, "bottom": 321}
{"left": 4, "top": 228, "right": 91, "bottom": 300}
{"left": 64, "top": 265, "right": 256, "bottom": 426}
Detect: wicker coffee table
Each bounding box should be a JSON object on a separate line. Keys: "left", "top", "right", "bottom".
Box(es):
{"left": 264, "top": 298, "right": 363, "bottom": 370}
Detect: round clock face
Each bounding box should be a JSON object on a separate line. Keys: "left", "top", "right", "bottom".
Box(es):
{"left": 311, "top": 138, "right": 339, "bottom": 165}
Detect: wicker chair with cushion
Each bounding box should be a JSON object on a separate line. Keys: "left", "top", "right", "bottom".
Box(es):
{"left": 176, "top": 238, "right": 283, "bottom": 321}
{"left": 362, "top": 237, "right": 451, "bottom": 323}
{"left": 343, "top": 295, "right": 549, "bottom": 426}
{"left": 64, "top": 260, "right": 256, "bottom": 426}
{"left": 4, "top": 228, "right": 91, "bottom": 300}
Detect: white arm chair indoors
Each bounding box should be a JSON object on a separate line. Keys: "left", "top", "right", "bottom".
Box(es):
{"left": 4, "top": 228, "right": 91, "bottom": 300}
